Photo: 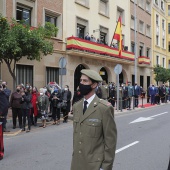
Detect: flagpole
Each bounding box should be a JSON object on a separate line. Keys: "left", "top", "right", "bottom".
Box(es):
{"left": 110, "top": 17, "right": 120, "bottom": 47}
{"left": 134, "top": 0, "right": 137, "bottom": 83}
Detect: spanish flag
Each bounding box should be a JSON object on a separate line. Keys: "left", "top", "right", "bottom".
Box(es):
{"left": 112, "top": 17, "right": 123, "bottom": 56}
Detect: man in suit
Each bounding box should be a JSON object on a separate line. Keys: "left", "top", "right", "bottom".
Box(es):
{"left": 149, "top": 84, "right": 157, "bottom": 105}
{"left": 71, "top": 69, "right": 117, "bottom": 170}
{"left": 122, "top": 83, "right": 128, "bottom": 109}
{"left": 134, "top": 82, "right": 141, "bottom": 107}
{"left": 126, "top": 81, "right": 134, "bottom": 110}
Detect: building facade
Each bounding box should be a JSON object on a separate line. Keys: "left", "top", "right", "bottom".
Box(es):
{"left": 130, "top": 0, "right": 152, "bottom": 88}
{"left": 152, "top": 0, "right": 167, "bottom": 83}
{"left": 0, "top": 0, "right": 63, "bottom": 90}
{"left": 0, "top": 0, "right": 153, "bottom": 92}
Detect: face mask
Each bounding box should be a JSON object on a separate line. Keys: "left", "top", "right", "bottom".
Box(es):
{"left": 16, "top": 89, "right": 20, "bottom": 92}
{"left": 40, "top": 92, "right": 43, "bottom": 95}
{"left": 79, "top": 83, "right": 92, "bottom": 96}
{"left": 65, "top": 88, "right": 68, "bottom": 91}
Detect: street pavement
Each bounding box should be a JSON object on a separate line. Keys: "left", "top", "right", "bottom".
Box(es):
{"left": 1, "top": 99, "right": 170, "bottom": 170}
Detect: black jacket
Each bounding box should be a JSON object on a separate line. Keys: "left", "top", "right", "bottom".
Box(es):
{"left": 50, "top": 91, "right": 62, "bottom": 107}
{"left": 20, "top": 93, "right": 32, "bottom": 110}
{"left": 0, "top": 91, "right": 9, "bottom": 115}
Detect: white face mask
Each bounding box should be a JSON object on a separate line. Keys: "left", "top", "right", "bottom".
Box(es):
{"left": 65, "top": 88, "right": 68, "bottom": 91}
{"left": 40, "top": 92, "right": 43, "bottom": 95}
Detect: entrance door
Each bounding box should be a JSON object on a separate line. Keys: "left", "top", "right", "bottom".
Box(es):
{"left": 99, "top": 67, "right": 108, "bottom": 83}
{"left": 74, "top": 64, "right": 86, "bottom": 91}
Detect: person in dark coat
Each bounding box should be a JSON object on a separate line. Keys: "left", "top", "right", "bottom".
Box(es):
{"left": 122, "top": 83, "right": 128, "bottom": 109}
{"left": 134, "top": 82, "right": 141, "bottom": 107}
{"left": 0, "top": 85, "right": 9, "bottom": 160}
{"left": 20, "top": 87, "right": 32, "bottom": 132}
{"left": 149, "top": 84, "right": 157, "bottom": 105}
{"left": 160, "top": 84, "right": 166, "bottom": 103}
{"left": 50, "top": 87, "right": 62, "bottom": 125}
{"left": 10, "top": 85, "right": 22, "bottom": 129}
{"left": 62, "top": 85, "right": 72, "bottom": 123}
{"left": 108, "top": 83, "right": 116, "bottom": 107}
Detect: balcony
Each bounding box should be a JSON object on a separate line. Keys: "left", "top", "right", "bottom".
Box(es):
{"left": 138, "top": 56, "right": 151, "bottom": 66}
{"left": 66, "top": 36, "right": 135, "bottom": 63}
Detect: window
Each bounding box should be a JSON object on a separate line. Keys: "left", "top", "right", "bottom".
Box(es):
{"left": 156, "top": 35, "right": 159, "bottom": 45}
{"left": 146, "top": 25, "right": 151, "bottom": 36}
{"left": 117, "top": 6, "right": 125, "bottom": 24}
{"left": 146, "top": 48, "right": 150, "bottom": 58}
{"left": 156, "top": 14, "right": 159, "bottom": 26}
{"left": 139, "top": 0, "right": 144, "bottom": 9}
{"left": 162, "top": 38, "right": 165, "bottom": 48}
{"left": 155, "top": 0, "right": 158, "bottom": 5}
{"left": 156, "top": 56, "right": 159, "bottom": 65}
{"left": 139, "top": 20, "right": 144, "bottom": 34}
{"left": 131, "top": 42, "right": 135, "bottom": 53}
{"left": 168, "top": 23, "right": 170, "bottom": 34}
{"left": 16, "top": 6, "right": 31, "bottom": 25}
{"left": 168, "top": 5, "right": 170, "bottom": 16}
{"left": 161, "top": 0, "right": 164, "bottom": 11}
{"left": 99, "top": 26, "right": 108, "bottom": 45}
{"left": 131, "top": 16, "right": 135, "bottom": 29}
{"left": 146, "top": 1, "right": 151, "bottom": 13}
{"left": 99, "top": 0, "right": 109, "bottom": 16}
{"left": 139, "top": 45, "right": 143, "bottom": 56}
{"left": 162, "top": 58, "right": 165, "bottom": 67}
{"left": 46, "top": 67, "right": 59, "bottom": 84}
{"left": 169, "top": 42, "right": 170, "bottom": 52}
{"left": 76, "top": 17, "right": 88, "bottom": 39}
{"left": 75, "top": 0, "right": 89, "bottom": 7}
{"left": 162, "top": 19, "right": 165, "bottom": 30}
{"left": 16, "top": 65, "right": 33, "bottom": 86}
{"left": 45, "top": 15, "right": 57, "bottom": 37}
{"left": 44, "top": 10, "right": 62, "bottom": 38}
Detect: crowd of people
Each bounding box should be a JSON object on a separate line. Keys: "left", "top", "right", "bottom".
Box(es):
{"left": 0, "top": 82, "right": 72, "bottom": 133}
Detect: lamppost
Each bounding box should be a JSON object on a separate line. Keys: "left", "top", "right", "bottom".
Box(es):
{"left": 134, "top": 0, "right": 137, "bottom": 83}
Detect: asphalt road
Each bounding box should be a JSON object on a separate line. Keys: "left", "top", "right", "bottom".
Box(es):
{"left": 1, "top": 104, "right": 170, "bottom": 170}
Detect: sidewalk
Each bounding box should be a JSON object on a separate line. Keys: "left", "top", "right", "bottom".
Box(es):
{"left": 4, "top": 97, "right": 169, "bottom": 136}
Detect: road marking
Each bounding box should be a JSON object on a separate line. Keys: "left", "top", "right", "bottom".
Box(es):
{"left": 116, "top": 141, "right": 139, "bottom": 154}
{"left": 130, "top": 111, "right": 168, "bottom": 124}
{"left": 150, "top": 112, "right": 168, "bottom": 118}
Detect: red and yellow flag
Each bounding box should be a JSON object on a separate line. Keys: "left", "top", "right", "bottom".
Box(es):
{"left": 113, "top": 17, "right": 123, "bottom": 56}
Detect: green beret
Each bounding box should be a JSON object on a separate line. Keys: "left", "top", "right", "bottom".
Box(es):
{"left": 81, "top": 69, "right": 103, "bottom": 82}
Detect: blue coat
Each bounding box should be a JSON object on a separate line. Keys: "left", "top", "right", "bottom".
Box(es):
{"left": 149, "top": 86, "right": 157, "bottom": 96}
{"left": 134, "top": 85, "right": 141, "bottom": 96}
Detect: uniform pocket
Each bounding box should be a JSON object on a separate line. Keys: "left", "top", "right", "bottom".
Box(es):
{"left": 84, "top": 120, "right": 102, "bottom": 138}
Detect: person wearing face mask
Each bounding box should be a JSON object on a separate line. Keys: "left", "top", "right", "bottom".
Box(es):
{"left": 10, "top": 85, "right": 22, "bottom": 129}
{"left": 61, "top": 85, "right": 72, "bottom": 123}
{"left": 149, "top": 84, "right": 157, "bottom": 105}
{"left": 1, "top": 81, "right": 11, "bottom": 132}
{"left": 37, "top": 88, "right": 49, "bottom": 128}
{"left": 126, "top": 81, "right": 134, "bottom": 110}
{"left": 133, "top": 82, "right": 141, "bottom": 108}
{"left": 71, "top": 69, "right": 117, "bottom": 170}
{"left": 20, "top": 87, "right": 32, "bottom": 132}
{"left": 50, "top": 87, "right": 62, "bottom": 125}
{"left": 30, "top": 86, "right": 39, "bottom": 126}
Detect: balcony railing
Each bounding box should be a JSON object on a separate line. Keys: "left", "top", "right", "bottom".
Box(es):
{"left": 138, "top": 56, "right": 150, "bottom": 65}
{"left": 66, "top": 36, "right": 135, "bottom": 61}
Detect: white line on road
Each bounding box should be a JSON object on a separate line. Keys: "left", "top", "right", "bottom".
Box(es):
{"left": 150, "top": 112, "right": 168, "bottom": 118}
{"left": 116, "top": 141, "right": 139, "bottom": 154}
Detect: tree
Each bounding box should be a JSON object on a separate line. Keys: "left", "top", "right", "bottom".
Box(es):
{"left": 153, "top": 65, "right": 169, "bottom": 84}
{"left": 0, "top": 15, "right": 58, "bottom": 89}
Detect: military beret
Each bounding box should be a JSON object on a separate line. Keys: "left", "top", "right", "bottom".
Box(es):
{"left": 81, "top": 69, "right": 103, "bottom": 82}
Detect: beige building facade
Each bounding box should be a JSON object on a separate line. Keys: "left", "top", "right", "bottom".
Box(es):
{"left": 152, "top": 0, "right": 167, "bottom": 84}
{"left": 130, "top": 0, "right": 152, "bottom": 88}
